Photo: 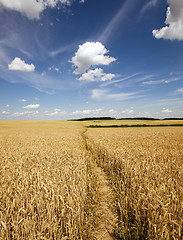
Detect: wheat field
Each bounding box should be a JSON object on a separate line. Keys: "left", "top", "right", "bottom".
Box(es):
{"left": 86, "top": 127, "right": 183, "bottom": 239}
{"left": 0, "top": 121, "right": 182, "bottom": 239}
{"left": 0, "top": 121, "right": 90, "bottom": 239}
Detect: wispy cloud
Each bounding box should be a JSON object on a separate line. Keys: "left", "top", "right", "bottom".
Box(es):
{"left": 142, "top": 76, "right": 181, "bottom": 85}
{"left": 0, "top": 47, "right": 11, "bottom": 67}
{"left": 100, "top": 72, "right": 141, "bottom": 87}
{"left": 91, "top": 89, "right": 142, "bottom": 101}
{"left": 140, "top": 0, "right": 159, "bottom": 15}
{"left": 97, "top": 0, "right": 137, "bottom": 43}
{"left": 49, "top": 42, "right": 76, "bottom": 57}
{"left": 0, "top": 65, "right": 72, "bottom": 93}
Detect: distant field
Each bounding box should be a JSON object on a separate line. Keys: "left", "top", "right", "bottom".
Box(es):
{"left": 84, "top": 119, "right": 183, "bottom": 127}
{"left": 0, "top": 121, "right": 182, "bottom": 239}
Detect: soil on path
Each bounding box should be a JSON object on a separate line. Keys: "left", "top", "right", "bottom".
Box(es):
{"left": 91, "top": 161, "right": 118, "bottom": 240}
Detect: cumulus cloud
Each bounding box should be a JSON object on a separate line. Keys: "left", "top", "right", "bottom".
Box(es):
{"left": 152, "top": 0, "right": 183, "bottom": 40}
{"left": 162, "top": 108, "right": 172, "bottom": 113}
{"left": 0, "top": 0, "right": 72, "bottom": 20}
{"left": 8, "top": 57, "right": 35, "bottom": 72}
{"left": 23, "top": 104, "right": 40, "bottom": 109}
{"left": 71, "top": 42, "right": 116, "bottom": 74}
{"left": 78, "top": 68, "right": 115, "bottom": 82}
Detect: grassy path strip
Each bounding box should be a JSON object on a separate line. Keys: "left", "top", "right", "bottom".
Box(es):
{"left": 82, "top": 131, "right": 118, "bottom": 240}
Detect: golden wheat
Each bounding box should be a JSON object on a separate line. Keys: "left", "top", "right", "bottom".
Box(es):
{"left": 86, "top": 127, "right": 183, "bottom": 239}
{"left": 1, "top": 121, "right": 182, "bottom": 239}
{"left": 0, "top": 122, "right": 88, "bottom": 239}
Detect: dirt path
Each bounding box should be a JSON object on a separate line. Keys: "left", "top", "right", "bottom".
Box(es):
{"left": 89, "top": 160, "right": 118, "bottom": 240}
{"left": 82, "top": 130, "right": 118, "bottom": 239}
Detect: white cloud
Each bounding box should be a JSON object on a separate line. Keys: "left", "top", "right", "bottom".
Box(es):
{"left": 162, "top": 108, "right": 172, "bottom": 113}
{"left": 45, "top": 109, "right": 65, "bottom": 116}
{"left": 72, "top": 108, "right": 103, "bottom": 115}
{"left": 78, "top": 68, "right": 115, "bottom": 82}
{"left": 71, "top": 42, "right": 116, "bottom": 74}
{"left": 23, "top": 104, "right": 40, "bottom": 109}
{"left": 19, "top": 99, "right": 27, "bottom": 102}
{"left": 46, "top": 111, "right": 60, "bottom": 116}
{"left": 55, "top": 67, "right": 59, "bottom": 72}
{"left": 0, "top": 0, "right": 72, "bottom": 20}
{"left": 54, "top": 108, "right": 61, "bottom": 112}
{"left": 5, "top": 104, "right": 10, "bottom": 108}
{"left": 13, "top": 111, "right": 39, "bottom": 116}
{"left": 91, "top": 89, "right": 139, "bottom": 101}
{"left": 2, "top": 111, "right": 10, "bottom": 115}
{"left": 137, "top": 111, "right": 150, "bottom": 117}
{"left": 177, "top": 88, "right": 183, "bottom": 93}
{"left": 152, "top": 0, "right": 183, "bottom": 40}
{"left": 101, "top": 73, "right": 115, "bottom": 81}
{"left": 8, "top": 57, "right": 35, "bottom": 72}
{"left": 122, "top": 108, "right": 134, "bottom": 114}
{"left": 108, "top": 109, "right": 117, "bottom": 114}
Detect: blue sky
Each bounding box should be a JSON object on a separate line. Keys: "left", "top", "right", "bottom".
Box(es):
{"left": 0, "top": 0, "right": 183, "bottom": 120}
